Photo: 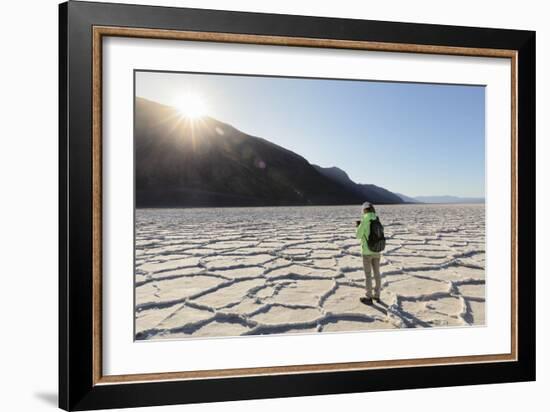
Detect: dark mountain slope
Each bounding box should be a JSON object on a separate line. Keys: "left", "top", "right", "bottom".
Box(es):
{"left": 312, "top": 165, "right": 403, "bottom": 204}
{"left": 135, "top": 97, "right": 375, "bottom": 207}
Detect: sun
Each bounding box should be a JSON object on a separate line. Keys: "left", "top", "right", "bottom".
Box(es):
{"left": 175, "top": 93, "right": 208, "bottom": 119}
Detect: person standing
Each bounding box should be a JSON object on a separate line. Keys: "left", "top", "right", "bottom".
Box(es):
{"left": 355, "top": 202, "right": 385, "bottom": 305}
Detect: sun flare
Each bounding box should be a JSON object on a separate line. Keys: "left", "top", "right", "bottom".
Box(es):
{"left": 175, "top": 93, "right": 208, "bottom": 119}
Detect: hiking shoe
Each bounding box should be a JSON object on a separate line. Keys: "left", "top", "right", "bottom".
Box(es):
{"left": 373, "top": 296, "right": 381, "bottom": 303}
{"left": 360, "top": 297, "right": 374, "bottom": 305}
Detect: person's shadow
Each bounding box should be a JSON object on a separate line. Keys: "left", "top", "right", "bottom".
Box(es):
{"left": 374, "top": 299, "right": 431, "bottom": 327}
{"left": 34, "top": 392, "right": 57, "bottom": 407}
{"left": 372, "top": 299, "right": 389, "bottom": 316}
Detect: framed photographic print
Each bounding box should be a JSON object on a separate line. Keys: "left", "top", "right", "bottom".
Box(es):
{"left": 59, "top": 1, "right": 536, "bottom": 410}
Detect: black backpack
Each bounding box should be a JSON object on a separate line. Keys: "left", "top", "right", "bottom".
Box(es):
{"left": 367, "top": 217, "right": 386, "bottom": 252}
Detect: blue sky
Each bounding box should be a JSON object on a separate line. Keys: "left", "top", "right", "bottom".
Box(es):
{"left": 136, "top": 71, "right": 485, "bottom": 198}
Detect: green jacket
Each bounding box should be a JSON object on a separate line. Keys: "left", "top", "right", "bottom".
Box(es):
{"left": 356, "top": 212, "right": 380, "bottom": 256}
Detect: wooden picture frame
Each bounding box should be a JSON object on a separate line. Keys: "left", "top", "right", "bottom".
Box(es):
{"left": 59, "top": 1, "right": 535, "bottom": 410}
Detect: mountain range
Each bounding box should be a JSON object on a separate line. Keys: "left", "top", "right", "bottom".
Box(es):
{"left": 135, "top": 97, "right": 479, "bottom": 208}
{"left": 312, "top": 165, "right": 404, "bottom": 204}
{"left": 412, "top": 195, "right": 485, "bottom": 204}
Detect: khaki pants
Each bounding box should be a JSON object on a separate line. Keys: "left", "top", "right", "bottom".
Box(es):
{"left": 362, "top": 255, "right": 381, "bottom": 299}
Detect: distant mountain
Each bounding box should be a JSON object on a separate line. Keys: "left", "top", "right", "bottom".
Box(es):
{"left": 395, "top": 193, "right": 421, "bottom": 203}
{"left": 313, "top": 165, "right": 403, "bottom": 204}
{"left": 136, "top": 98, "right": 404, "bottom": 208}
{"left": 414, "top": 195, "right": 485, "bottom": 204}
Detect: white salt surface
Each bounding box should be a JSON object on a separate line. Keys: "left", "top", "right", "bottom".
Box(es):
{"left": 134, "top": 204, "right": 485, "bottom": 340}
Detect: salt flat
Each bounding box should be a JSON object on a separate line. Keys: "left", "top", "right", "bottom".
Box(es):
{"left": 134, "top": 204, "right": 485, "bottom": 340}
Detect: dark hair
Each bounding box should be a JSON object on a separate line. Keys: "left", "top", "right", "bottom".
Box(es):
{"left": 364, "top": 205, "right": 376, "bottom": 213}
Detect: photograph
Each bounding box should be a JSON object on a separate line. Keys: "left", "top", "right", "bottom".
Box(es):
{"left": 133, "top": 71, "right": 486, "bottom": 341}
{"left": 54, "top": 2, "right": 536, "bottom": 409}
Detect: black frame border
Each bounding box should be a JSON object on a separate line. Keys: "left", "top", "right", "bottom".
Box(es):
{"left": 59, "top": 1, "right": 535, "bottom": 410}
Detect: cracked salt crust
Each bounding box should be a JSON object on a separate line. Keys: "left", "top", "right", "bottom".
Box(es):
{"left": 134, "top": 204, "right": 485, "bottom": 340}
